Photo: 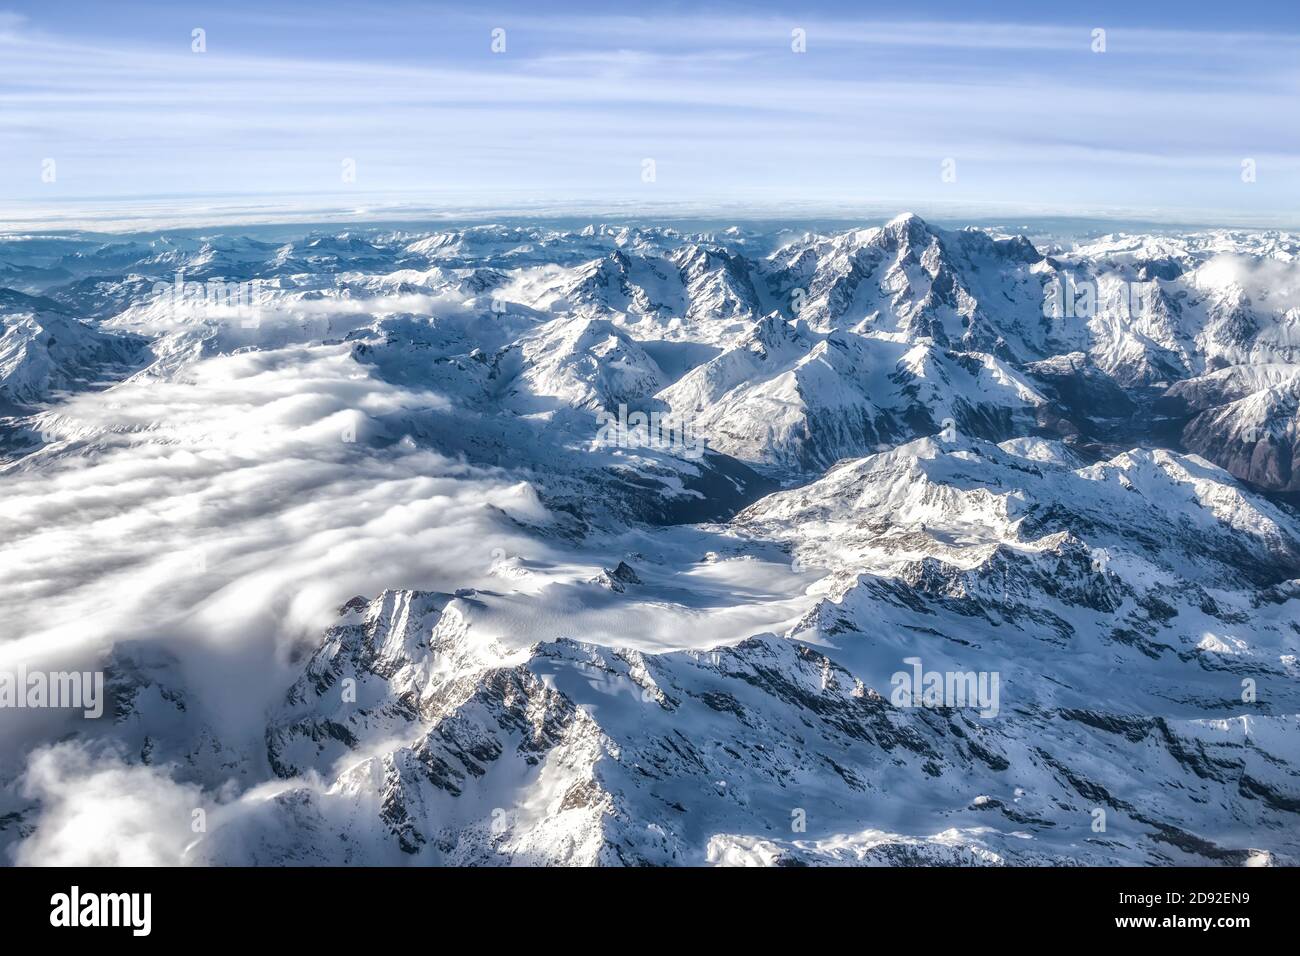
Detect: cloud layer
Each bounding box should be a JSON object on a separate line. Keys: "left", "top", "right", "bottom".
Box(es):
{"left": 0, "top": 335, "right": 550, "bottom": 691}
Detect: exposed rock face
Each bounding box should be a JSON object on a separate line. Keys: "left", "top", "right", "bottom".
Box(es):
{"left": 1164, "top": 366, "right": 1300, "bottom": 491}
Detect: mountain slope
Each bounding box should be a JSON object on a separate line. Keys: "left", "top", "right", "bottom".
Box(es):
{"left": 2, "top": 216, "right": 1299, "bottom": 868}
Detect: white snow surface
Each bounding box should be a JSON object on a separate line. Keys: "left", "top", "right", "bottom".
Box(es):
{"left": 1, "top": 216, "right": 1298, "bottom": 866}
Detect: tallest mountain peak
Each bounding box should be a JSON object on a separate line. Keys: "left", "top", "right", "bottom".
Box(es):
{"left": 881, "top": 211, "right": 936, "bottom": 246}
{"left": 887, "top": 211, "right": 927, "bottom": 228}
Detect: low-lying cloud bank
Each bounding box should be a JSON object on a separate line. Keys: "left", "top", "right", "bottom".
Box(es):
{"left": 0, "top": 339, "right": 551, "bottom": 721}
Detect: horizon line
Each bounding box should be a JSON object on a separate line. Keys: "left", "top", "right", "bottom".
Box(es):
{"left": 3, "top": 194, "right": 1298, "bottom": 236}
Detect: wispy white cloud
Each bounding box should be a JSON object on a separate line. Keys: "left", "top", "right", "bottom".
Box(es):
{"left": 13, "top": 741, "right": 203, "bottom": 865}
{"left": 489, "top": 14, "right": 1300, "bottom": 56}
{"left": 0, "top": 8, "right": 1295, "bottom": 221}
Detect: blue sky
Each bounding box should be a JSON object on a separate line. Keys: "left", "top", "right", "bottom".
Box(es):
{"left": 2, "top": 1, "right": 1298, "bottom": 226}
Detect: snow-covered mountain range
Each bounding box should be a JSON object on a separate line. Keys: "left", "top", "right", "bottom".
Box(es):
{"left": 1, "top": 214, "right": 1297, "bottom": 866}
